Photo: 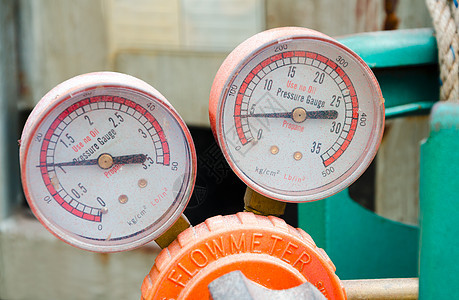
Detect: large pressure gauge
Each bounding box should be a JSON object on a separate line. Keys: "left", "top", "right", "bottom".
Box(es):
{"left": 210, "top": 27, "right": 384, "bottom": 202}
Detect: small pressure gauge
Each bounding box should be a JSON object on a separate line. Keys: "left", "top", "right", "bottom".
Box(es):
{"left": 20, "top": 72, "right": 196, "bottom": 252}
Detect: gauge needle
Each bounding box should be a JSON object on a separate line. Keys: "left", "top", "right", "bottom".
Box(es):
{"left": 237, "top": 107, "right": 338, "bottom": 123}
{"left": 37, "top": 153, "right": 147, "bottom": 170}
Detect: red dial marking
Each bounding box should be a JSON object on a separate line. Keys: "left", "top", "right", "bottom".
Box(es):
{"left": 231, "top": 50, "right": 360, "bottom": 165}
{"left": 39, "top": 96, "right": 170, "bottom": 222}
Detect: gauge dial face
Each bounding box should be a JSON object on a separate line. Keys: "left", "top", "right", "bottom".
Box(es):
{"left": 20, "top": 72, "right": 196, "bottom": 252}
{"left": 211, "top": 28, "right": 384, "bottom": 202}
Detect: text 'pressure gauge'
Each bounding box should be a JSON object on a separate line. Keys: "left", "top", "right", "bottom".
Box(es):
{"left": 210, "top": 27, "right": 384, "bottom": 202}
{"left": 20, "top": 72, "right": 196, "bottom": 252}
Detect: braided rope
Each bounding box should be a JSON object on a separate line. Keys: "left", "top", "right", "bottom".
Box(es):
{"left": 426, "top": 0, "right": 459, "bottom": 101}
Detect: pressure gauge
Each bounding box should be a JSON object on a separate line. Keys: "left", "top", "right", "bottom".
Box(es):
{"left": 20, "top": 72, "right": 196, "bottom": 252}
{"left": 209, "top": 27, "right": 384, "bottom": 202}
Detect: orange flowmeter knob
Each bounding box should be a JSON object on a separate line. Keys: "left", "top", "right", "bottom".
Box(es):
{"left": 141, "top": 212, "right": 346, "bottom": 299}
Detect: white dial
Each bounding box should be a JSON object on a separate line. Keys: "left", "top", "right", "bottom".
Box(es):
{"left": 20, "top": 72, "right": 196, "bottom": 252}
{"left": 210, "top": 27, "right": 384, "bottom": 202}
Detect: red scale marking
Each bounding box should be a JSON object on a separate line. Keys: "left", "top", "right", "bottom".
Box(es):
{"left": 336, "top": 67, "right": 345, "bottom": 78}
{"left": 40, "top": 147, "right": 47, "bottom": 160}
{"left": 152, "top": 119, "right": 162, "bottom": 132}
{"left": 50, "top": 119, "right": 60, "bottom": 130}
{"left": 350, "top": 118, "right": 358, "bottom": 130}
{"left": 42, "top": 172, "right": 51, "bottom": 186}
{"left": 113, "top": 96, "right": 125, "bottom": 103}
{"left": 158, "top": 130, "right": 166, "bottom": 143}
{"left": 348, "top": 129, "right": 356, "bottom": 140}
{"left": 62, "top": 202, "right": 72, "bottom": 212}
{"left": 282, "top": 51, "right": 294, "bottom": 58}
{"left": 351, "top": 96, "right": 358, "bottom": 107}
{"left": 326, "top": 60, "right": 337, "bottom": 69}
{"left": 80, "top": 98, "right": 90, "bottom": 106}
{"left": 54, "top": 194, "right": 64, "bottom": 205}
{"left": 162, "top": 141, "right": 169, "bottom": 154}
{"left": 316, "top": 54, "right": 328, "bottom": 64}
{"left": 125, "top": 99, "right": 136, "bottom": 108}
{"left": 341, "top": 140, "right": 351, "bottom": 152}
{"left": 333, "top": 149, "right": 344, "bottom": 159}
{"left": 40, "top": 162, "right": 48, "bottom": 175}
{"left": 244, "top": 73, "right": 254, "bottom": 84}
{"left": 306, "top": 52, "right": 317, "bottom": 59}
{"left": 41, "top": 96, "right": 166, "bottom": 224}
{"left": 234, "top": 111, "right": 246, "bottom": 144}
{"left": 234, "top": 104, "right": 241, "bottom": 116}
{"left": 240, "top": 83, "right": 248, "bottom": 94}
{"left": 235, "top": 81, "right": 249, "bottom": 148}
{"left": 67, "top": 102, "right": 81, "bottom": 114}
{"left": 44, "top": 130, "right": 53, "bottom": 140}
{"left": 324, "top": 157, "right": 335, "bottom": 167}
{"left": 58, "top": 110, "right": 69, "bottom": 121}
{"left": 146, "top": 113, "right": 156, "bottom": 125}
{"left": 252, "top": 64, "right": 262, "bottom": 74}
{"left": 353, "top": 107, "right": 359, "bottom": 118}
{"left": 47, "top": 185, "right": 57, "bottom": 196}
{"left": 348, "top": 85, "right": 356, "bottom": 97}
{"left": 235, "top": 117, "right": 242, "bottom": 130}
{"left": 272, "top": 54, "right": 283, "bottom": 61}
{"left": 90, "top": 96, "right": 102, "bottom": 103}
{"left": 343, "top": 76, "right": 352, "bottom": 88}
{"left": 236, "top": 126, "right": 245, "bottom": 141}
{"left": 261, "top": 58, "right": 271, "bottom": 68}
{"left": 163, "top": 153, "right": 170, "bottom": 165}
{"left": 318, "top": 61, "right": 359, "bottom": 167}
{"left": 236, "top": 94, "right": 244, "bottom": 105}
{"left": 72, "top": 209, "right": 83, "bottom": 218}
{"left": 101, "top": 95, "right": 113, "bottom": 102}
{"left": 83, "top": 214, "right": 95, "bottom": 221}
{"left": 42, "top": 140, "right": 49, "bottom": 151}
{"left": 294, "top": 51, "right": 306, "bottom": 57}
{"left": 136, "top": 105, "right": 146, "bottom": 115}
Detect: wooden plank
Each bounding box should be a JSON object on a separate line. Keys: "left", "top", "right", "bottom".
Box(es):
{"left": 181, "top": 0, "right": 265, "bottom": 51}
{"left": 375, "top": 116, "right": 430, "bottom": 225}
{"left": 115, "top": 51, "right": 228, "bottom": 127}
{"left": 106, "top": 0, "right": 181, "bottom": 51}
{"left": 0, "top": 213, "right": 160, "bottom": 299}
{"left": 266, "top": 0, "right": 383, "bottom": 36}
{"left": 0, "top": 0, "right": 19, "bottom": 221}
{"left": 19, "top": 0, "right": 109, "bottom": 108}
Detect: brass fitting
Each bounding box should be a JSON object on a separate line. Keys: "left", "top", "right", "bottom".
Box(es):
{"left": 155, "top": 215, "right": 191, "bottom": 249}
{"left": 244, "top": 187, "right": 286, "bottom": 216}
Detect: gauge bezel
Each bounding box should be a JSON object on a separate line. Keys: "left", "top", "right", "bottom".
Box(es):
{"left": 20, "top": 72, "right": 197, "bottom": 252}
{"left": 210, "top": 27, "right": 384, "bottom": 203}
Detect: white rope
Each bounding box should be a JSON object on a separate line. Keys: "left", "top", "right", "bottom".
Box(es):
{"left": 426, "top": 0, "right": 459, "bottom": 101}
